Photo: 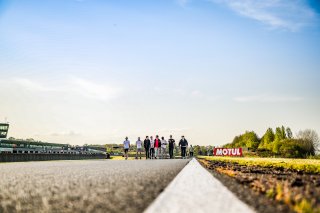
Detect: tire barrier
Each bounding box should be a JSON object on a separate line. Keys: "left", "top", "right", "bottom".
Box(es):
{"left": 0, "top": 153, "right": 106, "bottom": 162}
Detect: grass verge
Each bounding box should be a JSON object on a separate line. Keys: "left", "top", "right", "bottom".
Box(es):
{"left": 110, "top": 156, "right": 137, "bottom": 160}
{"left": 198, "top": 156, "right": 320, "bottom": 213}
{"left": 197, "top": 156, "right": 320, "bottom": 174}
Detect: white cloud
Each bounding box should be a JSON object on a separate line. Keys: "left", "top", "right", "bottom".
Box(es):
{"left": 154, "top": 87, "right": 220, "bottom": 102}
{"left": 191, "top": 90, "right": 205, "bottom": 98}
{"left": 234, "top": 94, "right": 303, "bottom": 103}
{"left": 154, "top": 87, "right": 187, "bottom": 96}
{"left": 13, "top": 78, "right": 58, "bottom": 92}
{"left": 155, "top": 87, "right": 195, "bottom": 97}
{"left": 69, "top": 77, "right": 122, "bottom": 101}
{"left": 176, "top": 0, "right": 191, "bottom": 7}
{"left": 210, "top": 0, "right": 317, "bottom": 31}
{"left": 8, "top": 77, "right": 122, "bottom": 102}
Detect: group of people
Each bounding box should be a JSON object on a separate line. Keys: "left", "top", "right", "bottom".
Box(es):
{"left": 123, "top": 135, "right": 194, "bottom": 160}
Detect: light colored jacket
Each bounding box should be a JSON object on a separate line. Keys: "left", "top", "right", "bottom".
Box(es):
{"left": 161, "top": 139, "right": 167, "bottom": 149}
{"left": 150, "top": 139, "right": 155, "bottom": 148}
{"left": 123, "top": 140, "right": 130, "bottom": 149}
{"left": 136, "top": 140, "right": 142, "bottom": 149}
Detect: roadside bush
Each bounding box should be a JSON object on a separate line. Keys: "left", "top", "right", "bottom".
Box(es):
{"left": 307, "top": 155, "right": 320, "bottom": 159}
{"left": 256, "top": 148, "right": 274, "bottom": 157}
{"left": 278, "top": 139, "right": 309, "bottom": 158}
{"left": 242, "top": 151, "right": 259, "bottom": 158}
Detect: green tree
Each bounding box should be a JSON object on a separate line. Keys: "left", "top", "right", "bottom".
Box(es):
{"left": 242, "top": 131, "right": 260, "bottom": 151}
{"left": 275, "top": 126, "right": 286, "bottom": 142}
{"left": 199, "top": 146, "right": 207, "bottom": 155}
{"left": 273, "top": 127, "right": 286, "bottom": 153}
{"left": 286, "top": 127, "right": 293, "bottom": 139}
{"left": 225, "top": 131, "right": 260, "bottom": 151}
{"left": 281, "top": 126, "right": 286, "bottom": 139}
{"left": 232, "top": 136, "right": 240, "bottom": 144}
{"left": 259, "top": 128, "right": 275, "bottom": 150}
{"left": 193, "top": 145, "right": 200, "bottom": 156}
{"left": 272, "top": 140, "right": 281, "bottom": 154}
{"left": 272, "top": 126, "right": 293, "bottom": 154}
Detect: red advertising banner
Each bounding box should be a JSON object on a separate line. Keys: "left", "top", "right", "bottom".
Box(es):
{"left": 213, "top": 148, "right": 243, "bottom": 157}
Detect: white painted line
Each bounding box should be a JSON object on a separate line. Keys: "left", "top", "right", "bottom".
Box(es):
{"left": 144, "top": 158, "right": 255, "bottom": 213}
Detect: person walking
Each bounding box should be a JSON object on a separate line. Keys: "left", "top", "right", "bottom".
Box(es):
{"left": 144, "top": 136, "right": 151, "bottom": 159}
{"left": 150, "top": 136, "right": 155, "bottom": 159}
{"left": 136, "top": 137, "right": 143, "bottom": 159}
{"left": 154, "top": 135, "right": 161, "bottom": 159}
{"left": 179, "top": 135, "right": 188, "bottom": 159}
{"left": 161, "top": 136, "right": 167, "bottom": 159}
{"left": 168, "top": 135, "right": 175, "bottom": 159}
{"left": 123, "top": 137, "right": 130, "bottom": 160}
{"left": 189, "top": 145, "right": 194, "bottom": 158}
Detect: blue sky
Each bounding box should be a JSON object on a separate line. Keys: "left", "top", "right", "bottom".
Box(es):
{"left": 0, "top": 0, "right": 319, "bottom": 145}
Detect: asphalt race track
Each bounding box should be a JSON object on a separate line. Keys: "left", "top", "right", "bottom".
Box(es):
{"left": 0, "top": 159, "right": 189, "bottom": 213}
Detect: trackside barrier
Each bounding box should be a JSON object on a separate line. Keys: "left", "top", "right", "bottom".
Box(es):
{"left": 0, "top": 153, "right": 106, "bottom": 162}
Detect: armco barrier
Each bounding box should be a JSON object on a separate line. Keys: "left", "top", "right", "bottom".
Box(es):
{"left": 0, "top": 153, "right": 106, "bottom": 162}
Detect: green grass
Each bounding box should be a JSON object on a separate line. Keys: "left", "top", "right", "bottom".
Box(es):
{"left": 198, "top": 156, "right": 320, "bottom": 174}
{"left": 110, "top": 156, "right": 138, "bottom": 160}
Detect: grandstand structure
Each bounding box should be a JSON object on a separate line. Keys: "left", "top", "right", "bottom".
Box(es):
{"left": 0, "top": 123, "right": 105, "bottom": 155}
{"left": 0, "top": 123, "right": 9, "bottom": 138}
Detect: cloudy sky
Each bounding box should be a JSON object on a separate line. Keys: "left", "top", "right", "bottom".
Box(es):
{"left": 0, "top": 0, "right": 319, "bottom": 146}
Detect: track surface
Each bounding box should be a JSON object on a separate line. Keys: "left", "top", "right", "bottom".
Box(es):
{"left": 0, "top": 159, "right": 189, "bottom": 213}
{"left": 146, "top": 159, "right": 255, "bottom": 213}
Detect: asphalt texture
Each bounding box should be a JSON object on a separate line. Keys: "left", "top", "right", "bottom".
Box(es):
{"left": 0, "top": 159, "right": 189, "bottom": 213}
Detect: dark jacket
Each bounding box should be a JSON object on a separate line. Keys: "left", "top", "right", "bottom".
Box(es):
{"left": 168, "top": 139, "right": 175, "bottom": 149}
{"left": 144, "top": 139, "right": 150, "bottom": 149}
{"left": 179, "top": 139, "right": 188, "bottom": 147}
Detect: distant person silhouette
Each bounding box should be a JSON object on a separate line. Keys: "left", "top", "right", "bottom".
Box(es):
{"left": 168, "top": 135, "right": 175, "bottom": 159}
{"left": 161, "top": 136, "right": 168, "bottom": 159}
{"left": 144, "top": 136, "right": 151, "bottom": 159}
{"left": 189, "top": 145, "right": 194, "bottom": 157}
{"left": 123, "top": 137, "right": 130, "bottom": 160}
{"left": 149, "top": 136, "right": 155, "bottom": 159}
{"left": 136, "top": 137, "right": 142, "bottom": 159}
{"left": 154, "top": 135, "right": 161, "bottom": 159}
{"left": 179, "top": 136, "right": 188, "bottom": 159}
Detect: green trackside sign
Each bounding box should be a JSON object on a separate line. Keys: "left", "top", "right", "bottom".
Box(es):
{"left": 0, "top": 123, "right": 9, "bottom": 138}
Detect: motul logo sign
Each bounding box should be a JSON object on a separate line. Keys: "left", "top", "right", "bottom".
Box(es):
{"left": 213, "top": 148, "right": 242, "bottom": 156}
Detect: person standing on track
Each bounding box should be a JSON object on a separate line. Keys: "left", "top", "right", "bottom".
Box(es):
{"left": 179, "top": 135, "right": 188, "bottom": 159}
{"left": 150, "top": 136, "right": 155, "bottom": 159}
{"left": 154, "top": 135, "right": 161, "bottom": 159}
{"left": 136, "top": 137, "right": 143, "bottom": 159}
{"left": 168, "top": 135, "right": 175, "bottom": 159}
{"left": 161, "top": 136, "right": 167, "bottom": 159}
{"left": 144, "top": 136, "right": 151, "bottom": 159}
{"left": 123, "top": 137, "right": 130, "bottom": 160}
{"left": 189, "top": 145, "right": 194, "bottom": 158}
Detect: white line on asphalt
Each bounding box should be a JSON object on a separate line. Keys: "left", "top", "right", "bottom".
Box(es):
{"left": 144, "top": 158, "right": 255, "bottom": 213}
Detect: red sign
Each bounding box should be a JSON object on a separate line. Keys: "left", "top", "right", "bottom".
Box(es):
{"left": 213, "top": 148, "right": 242, "bottom": 156}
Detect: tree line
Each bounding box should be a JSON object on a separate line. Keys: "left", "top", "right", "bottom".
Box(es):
{"left": 223, "top": 126, "right": 319, "bottom": 158}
